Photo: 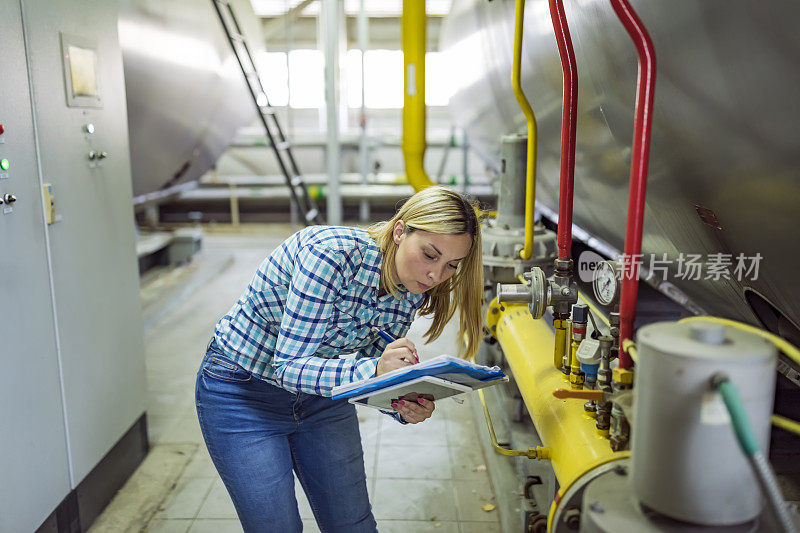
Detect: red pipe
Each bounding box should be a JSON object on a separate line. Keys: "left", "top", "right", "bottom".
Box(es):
{"left": 548, "top": 0, "right": 578, "bottom": 261}
{"left": 610, "top": 0, "right": 656, "bottom": 369}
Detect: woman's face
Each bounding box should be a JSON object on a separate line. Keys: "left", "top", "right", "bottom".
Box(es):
{"left": 392, "top": 221, "right": 473, "bottom": 294}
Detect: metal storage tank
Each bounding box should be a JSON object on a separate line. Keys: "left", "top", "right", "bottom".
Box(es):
{"left": 440, "top": 0, "right": 800, "bottom": 345}
{"left": 119, "top": 0, "right": 261, "bottom": 202}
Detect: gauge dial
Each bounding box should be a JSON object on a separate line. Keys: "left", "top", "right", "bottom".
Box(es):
{"left": 593, "top": 260, "right": 621, "bottom": 306}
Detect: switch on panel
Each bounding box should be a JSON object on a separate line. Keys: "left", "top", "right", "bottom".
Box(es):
{"left": 43, "top": 184, "right": 55, "bottom": 225}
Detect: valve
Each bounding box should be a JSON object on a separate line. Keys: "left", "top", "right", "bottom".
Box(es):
{"left": 595, "top": 335, "right": 614, "bottom": 437}
{"left": 569, "top": 303, "right": 588, "bottom": 389}
{"left": 496, "top": 260, "right": 577, "bottom": 320}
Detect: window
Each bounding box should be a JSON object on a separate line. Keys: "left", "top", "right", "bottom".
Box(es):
{"left": 255, "top": 49, "right": 452, "bottom": 109}
{"left": 346, "top": 50, "right": 450, "bottom": 108}
{"left": 254, "top": 52, "right": 289, "bottom": 107}
{"left": 288, "top": 49, "right": 324, "bottom": 108}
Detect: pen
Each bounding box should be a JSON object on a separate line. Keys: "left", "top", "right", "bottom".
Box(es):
{"left": 371, "top": 327, "right": 419, "bottom": 364}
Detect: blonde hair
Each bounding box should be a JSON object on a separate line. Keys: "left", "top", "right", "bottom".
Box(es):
{"left": 368, "top": 186, "right": 483, "bottom": 361}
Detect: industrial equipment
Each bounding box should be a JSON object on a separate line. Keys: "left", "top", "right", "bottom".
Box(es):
{"left": 450, "top": 0, "right": 800, "bottom": 530}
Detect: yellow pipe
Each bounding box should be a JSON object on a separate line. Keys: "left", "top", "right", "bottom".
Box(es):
{"left": 477, "top": 388, "right": 550, "bottom": 460}
{"left": 772, "top": 414, "right": 800, "bottom": 437}
{"left": 679, "top": 316, "right": 800, "bottom": 368}
{"left": 512, "top": 0, "right": 538, "bottom": 260}
{"left": 546, "top": 452, "right": 631, "bottom": 533}
{"left": 402, "top": 0, "right": 436, "bottom": 192}
{"left": 488, "top": 300, "right": 625, "bottom": 488}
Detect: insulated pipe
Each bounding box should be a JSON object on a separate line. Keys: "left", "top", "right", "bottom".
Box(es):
{"left": 512, "top": 0, "right": 539, "bottom": 260}
{"left": 610, "top": 0, "right": 656, "bottom": 369}
{"left": 487, "top": 300, "right": 624, "bottom": 487}
{"left": 548, "top": 0, "right": 578, "bottom": 260}
{"left": 402, "top": 0, "right": 436, "bottom": 191}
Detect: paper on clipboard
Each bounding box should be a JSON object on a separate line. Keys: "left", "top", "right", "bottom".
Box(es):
{"left": 349, "top": 376, "right": 471, "bottom": 412}
{"left": 331, "top": 354, "right": 507, "bottom": 401}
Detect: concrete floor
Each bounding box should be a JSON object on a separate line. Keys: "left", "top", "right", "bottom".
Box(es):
{"left": 90, "top": 225, "right": 503, "bottom": 533}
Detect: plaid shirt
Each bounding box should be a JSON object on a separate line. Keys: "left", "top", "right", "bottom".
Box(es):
{"left": 214, "top": 226, "right": 425, "bottom": 397}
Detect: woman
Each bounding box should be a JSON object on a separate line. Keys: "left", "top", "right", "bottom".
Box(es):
{"left": 195, "top": 186, "right": 483, "bottom": 532}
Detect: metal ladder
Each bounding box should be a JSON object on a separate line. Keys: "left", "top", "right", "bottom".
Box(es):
{"left": 211, "top": 0, "right": 323, "bottom": 225}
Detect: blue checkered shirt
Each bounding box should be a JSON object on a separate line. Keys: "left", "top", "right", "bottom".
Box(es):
{"left": 214, "top": 226, "right": 425, "bottom": 397}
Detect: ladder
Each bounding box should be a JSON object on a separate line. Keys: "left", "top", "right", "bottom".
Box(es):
{"left": 211, "top": 0, "right": 323, "bottom": 225}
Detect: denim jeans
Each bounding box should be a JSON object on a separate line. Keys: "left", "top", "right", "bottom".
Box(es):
{"left": 195, "top": 340, "right": 378, "bottom": 532}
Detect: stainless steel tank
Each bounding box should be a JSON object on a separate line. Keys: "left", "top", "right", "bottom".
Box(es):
{"left": 441, "top": 0, "right": 800, "bottom": 335}
{"left": 119, "top": 0, "right": 260, "bottom": 201}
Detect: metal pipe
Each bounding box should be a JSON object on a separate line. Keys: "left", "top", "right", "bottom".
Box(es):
{"left": 358, "top": 0, "right": 370, "bottom": 222}
{"left": 402, "top": 0, "right": 435, "bottom": 191}
{"left": 548, "top": 0, "right": 577, "bottom": 261}
{"left": 512, "top": 0, "right": 539, "bottom": 261}
{"left": 322, "top": 0, "right": 342, "bottom": 224}
{"left": 610, "top": 0, "right": 657, "bottom": 368}
{"left": 477, "top": 389, "right": 550, "bottom": 460}
{"left": 487, "top": 300, "right": 624, "bottom": 488}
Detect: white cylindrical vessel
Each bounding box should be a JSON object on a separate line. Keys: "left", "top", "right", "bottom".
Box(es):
{"left": 632, "top": 321, "right": 776, "bottom": 526}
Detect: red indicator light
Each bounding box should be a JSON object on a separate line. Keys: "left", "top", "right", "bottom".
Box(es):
{"left": 0, "top": 123, "right": 4, "bottom": 135}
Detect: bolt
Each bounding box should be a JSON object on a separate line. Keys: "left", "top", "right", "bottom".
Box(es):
{"left": 491, "top": 307, "right": 499, "bottom": 314}
{"left": 491, "top": 325, "right": 497, "bottom": 331}
{"left": 610, "top": 437, "right": 627, "bottom": 452}
{"left": 614, "top": 464, "right": 628, "bottom": 476}
{"left": 561, "top": 287, "right": 571, "bottom": 296}
{"left": 563, "top": 508, "right": 581, "bottom": 529}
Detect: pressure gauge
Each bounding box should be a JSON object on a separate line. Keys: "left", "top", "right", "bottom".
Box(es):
{"left": 593, "top": 260, "right": 621, "bottom": 306}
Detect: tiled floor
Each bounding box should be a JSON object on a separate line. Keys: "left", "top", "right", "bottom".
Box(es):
{"left": 90, "top": 226, "right": 502, "bottom": 533}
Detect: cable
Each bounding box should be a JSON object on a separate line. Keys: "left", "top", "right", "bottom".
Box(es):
{"left": 680, "top": 316, "right": 800, "bottom": 368}
{"left": 711, "top": 374, "right": 797, "bottom": 532}
{"left": 772, "top": 414, "right": 800, "bottom": 438}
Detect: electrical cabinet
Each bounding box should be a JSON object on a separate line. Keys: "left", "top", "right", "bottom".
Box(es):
{"left": 1, "top": 1, "right": 147, "bottom": 530}
{"left": 0, "top": 4, "right": 72, "bottom": 532}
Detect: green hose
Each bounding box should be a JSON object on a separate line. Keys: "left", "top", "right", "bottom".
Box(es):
{"left": 711, "top": 374, "right": 798, "bottom": 532}
{"left": 713, "top": 377, "right": 761, "bottom": 456}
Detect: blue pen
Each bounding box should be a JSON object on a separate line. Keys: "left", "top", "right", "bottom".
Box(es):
{"left": 371, "top": 327, "right": 418, "bottom": 363}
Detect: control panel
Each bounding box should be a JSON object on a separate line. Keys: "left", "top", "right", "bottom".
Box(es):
{"left": 0, "top": 121, "right": 14, "bottom": 215}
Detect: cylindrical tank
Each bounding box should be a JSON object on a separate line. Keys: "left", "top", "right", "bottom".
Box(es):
{"left": 496, "top": 134, "right": 528, "bottom": 229}
{"left": 441, "top": 0, "right": 800, "bottom": 332}
{"left": 119, "top": 0, "right": 260, "bottom": 201}
{"left": 632, "top": 321, "right": 777, "bottom": 525}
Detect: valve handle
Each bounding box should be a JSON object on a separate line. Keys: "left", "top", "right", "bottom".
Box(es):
{"left": 553, "top": 388, "right": 605, "bottom": 401}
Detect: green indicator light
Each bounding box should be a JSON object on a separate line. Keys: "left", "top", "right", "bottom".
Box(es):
{"left": 0, "top": 159, "right": 9, "bottom": 171}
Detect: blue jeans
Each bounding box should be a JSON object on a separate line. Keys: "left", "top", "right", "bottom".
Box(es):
{"left": 195, "top": 340, "right": 377, "bottom": 532}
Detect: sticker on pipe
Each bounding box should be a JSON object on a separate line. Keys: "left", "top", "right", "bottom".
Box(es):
{"left": 700, "top": 392, "right": 731, "bottom": 426}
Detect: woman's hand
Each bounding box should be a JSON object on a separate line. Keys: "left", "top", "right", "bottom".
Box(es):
{"left": 392, "top": 397, "right": 435, "bottom": 424}
{"left": 376, "top": 338, "right": 418, "bottom": 376}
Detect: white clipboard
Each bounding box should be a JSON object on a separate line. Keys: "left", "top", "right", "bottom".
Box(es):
{"left": 348, "top": 376, "right": 472, "bottom": 412}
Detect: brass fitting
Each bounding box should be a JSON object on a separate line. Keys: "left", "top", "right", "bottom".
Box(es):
{"left": 554, "top": 318, "right": 568, "bottom": 370}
